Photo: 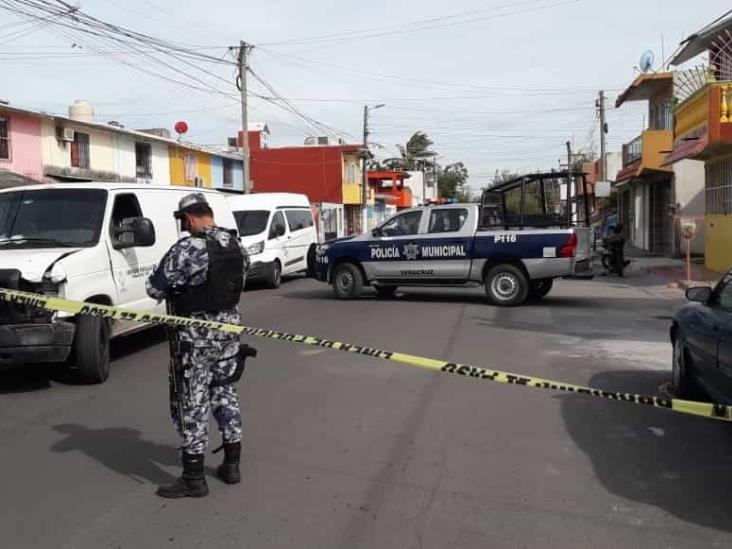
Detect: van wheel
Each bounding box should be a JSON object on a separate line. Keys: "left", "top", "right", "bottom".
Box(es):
{"left": 74, "top": 315, "right": 110, "bottom": 384}
{"left": 529, "top": 278, "right": 553, "bottom": 301}
{"left": 332, "top": 263, "right": 363, "bottom": 300}
{"left": 266, "top": 260, "right": 282, "bottom": 289}
{"left": 484, "top": 264, "right": 529, "bottom": 306}
{"left": 374, "top": 285, "right": 397, "bottom": 298}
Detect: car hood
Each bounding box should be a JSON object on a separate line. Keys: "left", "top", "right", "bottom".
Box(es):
{"left": 0, "top": 247, "right": 81, "bottom": 282}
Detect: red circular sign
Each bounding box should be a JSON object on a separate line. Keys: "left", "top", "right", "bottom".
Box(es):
{"left": 174, "top": 121, "right": 189, "bottom": 135}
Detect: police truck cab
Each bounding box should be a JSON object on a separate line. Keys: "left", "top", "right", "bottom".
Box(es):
{"left": 314, "top": 171, "right": 592, "bottom": 306}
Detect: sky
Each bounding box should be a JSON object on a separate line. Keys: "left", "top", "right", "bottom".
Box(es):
{"left": 0, "top": 0, "right": 729, "bottom": 191}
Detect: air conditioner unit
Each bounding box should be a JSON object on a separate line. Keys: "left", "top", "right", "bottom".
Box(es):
{"left": 193, "top": 176, "right": 204, "bottom": 188}
{"left": 56, "top": 127, "right": 74, "bottom": 142}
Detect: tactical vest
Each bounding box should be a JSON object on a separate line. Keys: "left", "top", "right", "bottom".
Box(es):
{"left": 171, "top": 230, "right": 244, "bottom": 315}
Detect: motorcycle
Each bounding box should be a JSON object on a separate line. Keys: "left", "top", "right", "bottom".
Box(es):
{"left": 600, "top": 238, "right": 630, "bottom": 277}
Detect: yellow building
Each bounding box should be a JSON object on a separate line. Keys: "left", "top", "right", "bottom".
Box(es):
{"left": 168, "top": 145, "right": 213, "bottom": 188}
{"left": 668, "top": 15, "right": 732, "bottom": 272}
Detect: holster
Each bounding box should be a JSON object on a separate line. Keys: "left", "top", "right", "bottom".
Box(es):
{"left": 210, "top": 344, "right": 257, "bottom": 388}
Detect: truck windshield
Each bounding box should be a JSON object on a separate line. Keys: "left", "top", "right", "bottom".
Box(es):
{"left": 234, "top": 210, "right": 270, "bottom": 237}
{"left": 0, "top": 189, "right": 107, "bottom": 248}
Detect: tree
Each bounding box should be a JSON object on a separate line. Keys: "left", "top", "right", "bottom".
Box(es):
{"left": 439, "top": 162, "right": 471, "bottom": 201}
{"left": 380, "top": 131, "right": 437, "bottom": 171}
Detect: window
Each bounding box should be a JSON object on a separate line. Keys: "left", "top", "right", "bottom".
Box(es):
{"left": 346, "top": 163, "right": 357, "bottom": 184}
{"left": 110, "top": 194, "right": 142, "bottom": 228}
{"left": 715, "top": 274, "right": 732, "bottom": 311}
{"left": 223, "top": 158, "right": 234, "bottom": 187}
{"left": 285, "top": 209, "right": 314, "bottom": 232}
{"left": 706, "top": 157, "right": 732, "bottom": 215}
{"left": 234, "top": 210, "right": 269, "bottom": 237}
{"left": 70, "top": 132, "right": 90, "bottom": 169}
{"left": 428, "top": 208, "right": 468, "bottom": 233}
{"left": 269, "top": 211, "right": 286, "bottom": 240}
{"left": 0, "top": 189, "right": 107, "bottom": 247}
{"left": 135, "top": 142, "right": 152, "bottom": 178}
{"left": 380, "top": 210, "right": 422, "bottom": 236}
{"left": 0, "top": 116, "right": 10, "bottom": 160}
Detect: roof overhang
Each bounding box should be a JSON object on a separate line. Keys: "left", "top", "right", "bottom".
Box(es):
{"left": 671, "top": 12, "right": 732, "bottom": 65}
{"left": 615, "top": 72, "right": 673, "bottom": 108}
{"left": 661, "top": 137, "right": 709, "bottom": 166}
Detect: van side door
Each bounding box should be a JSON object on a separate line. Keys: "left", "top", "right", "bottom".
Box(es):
{"left": 268, "top": 210, "right": 289, "bottom": 267}
{"left": 283, "top": 208, "right": 314, "bottom": 274}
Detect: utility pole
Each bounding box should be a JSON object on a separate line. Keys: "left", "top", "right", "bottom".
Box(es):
{"left": 362, "top": 105, "right": 369, "bottom": 227}
{"left": 566, "top": 140, "right": 573, "bottom": 224}
{"left": 361, "top": 103, "right": 384, "bottom": 232}
{"left": 238, "top": 41, "right": 252, "bottom": 193}
{"left": 597, "top": 90, "right": 607, "bottom": 181}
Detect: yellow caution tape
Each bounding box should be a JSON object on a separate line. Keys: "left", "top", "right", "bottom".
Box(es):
{"left": 1, "top": 287, "right": 729, "bottom": 423}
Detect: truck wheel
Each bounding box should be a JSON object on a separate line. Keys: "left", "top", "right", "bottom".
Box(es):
{"left": 265, "top": 260, "right": 282, "bottom": 289}
{"left": 306, "top": 245, "right": 317, "bottom": 278}
{"left": 332, "top": 263, "right": 363, "bottom": 300}
{"left": 74, "top": 314, "right": 110, "bottom": 384}
{"left": 529, "top": 278, "right": 553, "bottom": 301}
{"left": 374, "top": 284, "right": 397, "bottom": 298}
{"left": 484, "top": 264, "right": 529, "bottom": 306}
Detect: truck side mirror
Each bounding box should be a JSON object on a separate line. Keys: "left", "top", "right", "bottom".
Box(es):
{"left": 113, "top": 217, "right": 156, "bottom": 249}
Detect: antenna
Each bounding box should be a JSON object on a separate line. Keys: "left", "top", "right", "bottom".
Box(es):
{"left": 640, "top": 50, "right": 655, "bottom": 73}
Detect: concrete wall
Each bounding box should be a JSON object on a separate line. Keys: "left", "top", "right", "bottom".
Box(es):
{"left": 673, "top": 159, "right": 706, "bottom": 255}
{"left": 0, "top": 110, "right": 43, "bottom": 181}
{"left": 706, "top": 214, "right": 732, "bottom": 272}
{"left": 210, "top": 156, "right": 243, "bottom": 192}
{"left": 42, "top": 119, "right": 125, "bottom": 180}
{"left": 169, "top": 145, "right": 212, "bottom": 188}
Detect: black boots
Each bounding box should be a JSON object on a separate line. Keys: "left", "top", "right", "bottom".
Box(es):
{"left": 157, "top": 452, "right": 209, "bottom": 498}
{"left": 216, "top": 442, "right": 241, "bottom": 485}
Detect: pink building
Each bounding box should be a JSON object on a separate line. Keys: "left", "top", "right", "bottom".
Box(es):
{"left": 0, "top": 106, "right": 43, "bottom": 186}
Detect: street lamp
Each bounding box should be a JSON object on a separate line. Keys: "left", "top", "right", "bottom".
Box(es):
{"left": 362, "top": 103, "right": 386, "bottom": 232}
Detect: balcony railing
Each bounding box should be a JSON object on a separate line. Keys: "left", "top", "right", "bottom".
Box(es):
{"left": 622, "top": 135, "right": 642, "bottom": 167}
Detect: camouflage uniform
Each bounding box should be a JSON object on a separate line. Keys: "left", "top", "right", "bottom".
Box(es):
{"left": 146, "top": 225, "right": 250, "bottom": 456}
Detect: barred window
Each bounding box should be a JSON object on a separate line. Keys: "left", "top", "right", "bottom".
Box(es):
{"left": 706, "top": 157, "right": 732, "bottom": 214}
{"left": 70, "top": 132, "right": 90, "bottom": 169}
{"left": 0, "top": 116, "right": 9, "bottom": 160}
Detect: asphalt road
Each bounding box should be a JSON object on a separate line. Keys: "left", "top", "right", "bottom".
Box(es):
{"left": 2, "top": 272, "right": 732, "bottom": 548}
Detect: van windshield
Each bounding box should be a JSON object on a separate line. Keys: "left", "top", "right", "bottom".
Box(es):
{"left": 0, "top": 189, "right": 107, "bottom": 248}
{"left": 234, "top": 210, "right": 270, "bottom": 237}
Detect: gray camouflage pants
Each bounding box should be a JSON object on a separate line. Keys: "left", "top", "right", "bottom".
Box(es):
{"left": 169, "top": 340, "right": 243, "bottom": 455}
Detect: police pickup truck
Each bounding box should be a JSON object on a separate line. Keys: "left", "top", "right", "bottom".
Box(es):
{"left": 314, "top": 171, "right": 593, "bottom": 306}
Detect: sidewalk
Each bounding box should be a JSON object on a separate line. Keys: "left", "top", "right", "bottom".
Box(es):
{"left": 634, "top": 256, "right": 722, "bottom": 289}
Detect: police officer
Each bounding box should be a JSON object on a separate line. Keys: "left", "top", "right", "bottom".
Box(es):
{"left": 146, "top": 193, "right": 249, "bottom": 498}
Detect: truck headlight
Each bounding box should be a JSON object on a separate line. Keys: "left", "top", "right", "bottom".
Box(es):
{"left": 247, "top": 241, "right": 264, "bottom": 256}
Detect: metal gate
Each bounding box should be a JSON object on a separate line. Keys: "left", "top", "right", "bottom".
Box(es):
{"left": 649, "top": 180, "right": 672, "bottom": 255}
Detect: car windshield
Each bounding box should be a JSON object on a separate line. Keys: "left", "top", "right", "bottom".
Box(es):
{"left": 234, "top": 210, "right": 270, "bottom": 237}
{"left": 0, "top": 189, "right": 107, "bottom": 248}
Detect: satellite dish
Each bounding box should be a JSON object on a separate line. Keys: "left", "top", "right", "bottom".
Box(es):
{"left": 639, "top": 50, "right": 655, "bottom": 73}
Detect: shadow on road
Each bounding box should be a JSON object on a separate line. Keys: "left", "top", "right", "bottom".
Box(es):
{"left": 0, "top": 327, "right": 167, "bottom": 395}
{"left": 50, "top": 424, "right": 185, "bottom": 485}
{"left": 561, "top": 370, "right": 732, "bottom": 532}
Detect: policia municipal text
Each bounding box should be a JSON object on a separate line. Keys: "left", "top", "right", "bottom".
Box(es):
{"left": 146, "top": 193, "right": 252, "bottom": 498}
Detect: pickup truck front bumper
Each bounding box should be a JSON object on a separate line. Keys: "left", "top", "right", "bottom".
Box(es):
{"left": 0, "top": 321, "right": 75, "bottom": 367}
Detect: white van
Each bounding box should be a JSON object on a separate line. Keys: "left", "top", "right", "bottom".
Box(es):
{"left": 0, "top": 183, "right": 237, "bottom": 384}
{"left": 227, "top": 193, "right": 317, "bottom": 288}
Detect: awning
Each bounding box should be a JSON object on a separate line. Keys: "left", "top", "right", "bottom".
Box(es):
{"left": 615, "top": 161, "right": 640, "bottom": 183}
{"left": 615, "top": 73, "right": 673, "bottom": 108}
{"left": 0, "top": 169, "right": 39, "bottom": 189}
{"left": 671, "top": 13, "right": 732, "bottom": 66}
{"left": 661, "top": 137, "right": 708, "bottom": 166}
